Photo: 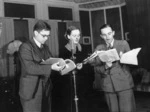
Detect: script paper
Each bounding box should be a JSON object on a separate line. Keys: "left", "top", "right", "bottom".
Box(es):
{"left": 40, "top": 58, "right": 65, "bottom": 65}
{"left": 120, "top": 47, "right": 141, "bottom": 65}
{"left": 60, "top": 59, "right": 76, "bottom": 75}
{"left": 97, "top": 49, "right": 120, "bottom": 62}
{"left": 41, "top": 57, "right": 76, "bottom": 75}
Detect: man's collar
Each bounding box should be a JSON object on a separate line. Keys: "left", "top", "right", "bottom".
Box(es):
{"left": 110, "top": 39, "right": 114, "bottom": 47}
{"left": 33, "top": 37, "right": 42, "bottom": 48}
{"left": 107, "top": 39, "right": 114, "bottom": 47}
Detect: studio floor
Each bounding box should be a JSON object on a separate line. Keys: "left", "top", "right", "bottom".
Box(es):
{"left": 135, "top": 91, "right": 150, "bottom": 112}
{"left": 1, "top": 88, "right": 150, "bottom": 112}
{"left": 52, "top": 90, "right": 150, "bottom": 112}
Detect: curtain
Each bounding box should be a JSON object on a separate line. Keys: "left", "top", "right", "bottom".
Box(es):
{"left": 28, "top": 18, "right": 38, "bottom": 40}
{"left": 46, "top": 20, "right": 59, "bottom": 57}
{"left": 0, "top": 17, "right": 14, "bottom": 77}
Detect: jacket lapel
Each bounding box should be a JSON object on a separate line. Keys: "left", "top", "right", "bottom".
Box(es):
{"left": 112, "top": 39, "right": 118, "bottom": 49}
{"left": 29, "top": 39, "right": 44, "bottom": 60}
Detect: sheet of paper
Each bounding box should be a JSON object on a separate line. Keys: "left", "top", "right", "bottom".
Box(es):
{"left": 41, "top": 58, "right": 64, "bottom": 65}
{"left": 97, "top": 49, "right": 120, "bottom": 62}
{"left": 60, "top": 59, "right": 76, "bottom": 75}
{"left": 120, "top": 48, "right": 141, "bottom": 65}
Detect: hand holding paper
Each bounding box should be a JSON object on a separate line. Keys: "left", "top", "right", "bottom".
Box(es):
{"left": 119, "top": 51, "right": 123, "bottom": 57}
{"left": 51, "top": 62, "right": 64, "bottom": 71}
{"left": 95, "top": 47, "right": 141, "bottom": 65}
{"left": 105, "top": 61, "right": 112, "bottom": 69}
{"left": 60, "top": 59, "right": 76, "bottom": 75}
{"left": 97, "top": 49, "right": 120, "bottom": 63}
{"left": 76, "top": 63, "right": 83, "bottom": 70}
{"left": 49, "top": 58, "right": 76, "bottom": 75}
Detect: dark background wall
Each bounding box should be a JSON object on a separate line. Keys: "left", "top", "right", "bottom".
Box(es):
{"left": 126, "top": 0, "right": 150, "bottom": 48}
{"left": 126, "top": 0, "right": 150, "bottom": 70}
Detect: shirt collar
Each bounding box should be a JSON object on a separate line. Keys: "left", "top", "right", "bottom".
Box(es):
{"left": 33, "top": 37, "right": 42, "bottom": 48}
{"left": 110, "top": 39, "right": 114, "bottom": 47}
{"left": 107, "top": 39, "right": 114, "bottom": 48}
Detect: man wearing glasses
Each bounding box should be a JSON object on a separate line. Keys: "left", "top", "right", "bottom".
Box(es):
{"left": 90, "top": 24, "right": 136, "bottom": 112}
{"left": 19, "top": 20, "right": 61, "bottom": 112}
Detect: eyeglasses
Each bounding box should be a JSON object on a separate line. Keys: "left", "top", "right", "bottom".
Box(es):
{"left": 39, "top": 33, "right": 50, "bottom": 38}
{"left": 71, "top": 34, "right": 80, "bottom": 38}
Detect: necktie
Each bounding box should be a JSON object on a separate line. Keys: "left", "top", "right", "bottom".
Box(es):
{"left": 107, "top": 44, "right": 111, "bottom": 50}
{"left": 40, "top": 45, "right": 46, "bottom": 59}
{"left": 40, "top": 44, "right": 43, "bottom": 49}
{"left": 108, "top": 43, "right": 113, "bottom": 49}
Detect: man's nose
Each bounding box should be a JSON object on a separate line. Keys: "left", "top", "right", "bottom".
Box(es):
{"left": 105, "top": 35, "right": 110, "bottom": 39}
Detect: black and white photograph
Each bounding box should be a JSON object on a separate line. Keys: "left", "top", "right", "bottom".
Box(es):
{"left": 0, "top": 0, "right": 150, "bottom": 112}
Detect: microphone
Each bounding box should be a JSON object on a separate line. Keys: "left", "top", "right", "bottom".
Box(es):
{"left": 71, "top": 39, "right": 74, "bottom": 50}
{"left": 70, "top": 39, "right": 76, "bottom": 61}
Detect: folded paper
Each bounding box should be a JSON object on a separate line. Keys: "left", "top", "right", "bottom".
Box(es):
{"left": 95, "top": 47, "right": 141, "bottom": 65}
{"left": 41, "top": 57, "right": 76, "bottom": 75}
{"left": 120, "top": 47, "right": 141, "bottom": 65}
{"left": 60, "top": 59, "right": 76, "bottom": 75}
{"left": 97, "top": 49, "right": 120, "bottom": 62}
{"left": 40, "top": 58, "right": 65, "bottom": 65}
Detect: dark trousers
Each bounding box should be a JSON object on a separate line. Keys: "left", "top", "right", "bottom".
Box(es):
{"left": 105, "top": 89, "right": 136, "bottom": 112}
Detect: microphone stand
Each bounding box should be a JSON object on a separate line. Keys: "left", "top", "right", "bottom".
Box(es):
{"left": 72, "top": 69, "right": 78, "bottom": 112}
{"left": 70, "top": 45, "right": 97, "bottom": 112}
{"left": 71, "top": 42, "right": 79, "bottom": 112}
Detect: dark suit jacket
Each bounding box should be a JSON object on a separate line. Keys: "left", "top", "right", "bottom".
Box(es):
{"left": 19, "top": 38, "right": 52, "bottom": 100}
{"left": 93, "top": 39, "right": 134, "bottom": 92}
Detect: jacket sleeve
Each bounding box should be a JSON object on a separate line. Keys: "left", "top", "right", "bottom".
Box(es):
{"left": 19, "top": 43, "right": 51, "bottom": 77}
{"left": 88, "top": 44, "right": 105, "bottom": 66}
{"left": 123, "top": 40, "right": 130, "bottom": 52}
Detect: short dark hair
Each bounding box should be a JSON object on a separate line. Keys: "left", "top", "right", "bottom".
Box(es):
{"left": 33, "top": 20, "right": 51, "bottom": 32}
{"left": 99, "top": 24, "right": 113, "bottom": 34}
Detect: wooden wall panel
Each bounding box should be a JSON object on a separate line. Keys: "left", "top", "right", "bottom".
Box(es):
{"left": 91, "top": 10, "right": 105, "bottom": 49}
{"left": 106, "top": 7, "right": 121, "bottom": 40}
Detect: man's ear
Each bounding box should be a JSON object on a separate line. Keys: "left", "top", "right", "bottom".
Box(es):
{"left": 112, "top": 31, "right": 115, "bottom": 36}
{"left": 67, "top": 35, "right": 71, "bottom": 40}
{"left": 34, "top": 31, "right": 38, "bottom": 37}
{"left": 100, "top": 34, "right": 104, "bottom": 39}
